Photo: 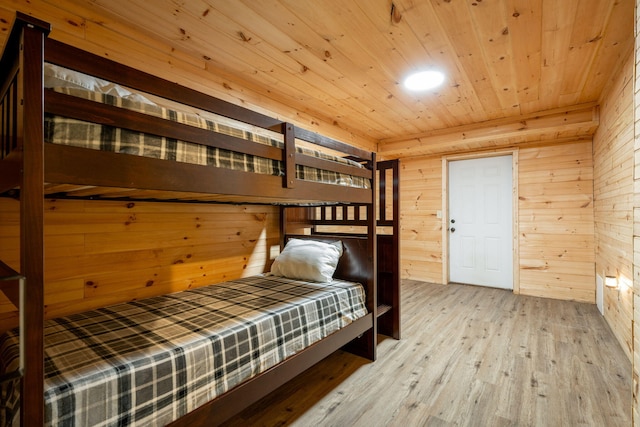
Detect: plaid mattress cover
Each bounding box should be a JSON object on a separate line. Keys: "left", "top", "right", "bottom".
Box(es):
{"left": 44, "top": 87, "right": 370, "bottom": 189}
{"left": 0, "top": 275, "right": 367, "bottom": 426}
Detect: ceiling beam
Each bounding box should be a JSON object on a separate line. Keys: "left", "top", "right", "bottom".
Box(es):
{"left": 378, "top": 103, "right": 599, "bottom": 159}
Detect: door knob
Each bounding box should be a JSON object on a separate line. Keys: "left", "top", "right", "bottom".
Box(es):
{"left": 450, "top": 227, "right": 456, "bottom": 233}
{"left": 451, "top": 219, "right": 455, "bottom": 223}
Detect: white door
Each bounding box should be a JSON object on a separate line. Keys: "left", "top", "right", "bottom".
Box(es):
{"left": 448, "top": 155, "right": 513, "bottom": 289}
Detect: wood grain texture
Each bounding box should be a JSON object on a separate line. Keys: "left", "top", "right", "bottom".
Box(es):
{"left": 632, "top": 0, "right": 640, "bottom": 422}
{"left": 0, "top": 198, "right": 279, "bottom": 332}
{"left": 19, "top": 21, "right": 49, "bottom": 425}
{"left": 594, "top": 49, "right": 634, "bottom": 362}
{"left": 518, "top": 141, "right": 595, "bottom": 303}
{"left": 0, "top": 0, "right": 634, "bottom": 419}
{"left": 379, "top": 104, "right": 599, "bottom": 158}
{"left": 0, "top": 0, "right": 632, "bottom": 147}
{"left": 399, "top": 142, "right": 595, "bottom": 304}
{"left": 222, "top": 280, "right": 630, "bottom": 426}
{"left": 399, "top": 156, "right": 443, "bottom": 283}
{"left": 0, "top": 0, "right": 377, "bottom": 152}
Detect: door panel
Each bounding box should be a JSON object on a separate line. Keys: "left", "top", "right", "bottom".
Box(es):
{"left": 449, "top": 155, "right": 513, "bottom": 289}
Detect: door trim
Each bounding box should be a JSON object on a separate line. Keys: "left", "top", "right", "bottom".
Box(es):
{"left": 441, "top": 149, "right": 520, "bottom": 294}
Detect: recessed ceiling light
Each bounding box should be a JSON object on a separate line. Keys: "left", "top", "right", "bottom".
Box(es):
{"left": 403, "top": 70, "right": 445, "bottom": 91}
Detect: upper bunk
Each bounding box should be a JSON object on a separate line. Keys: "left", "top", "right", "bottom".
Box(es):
{"left": 0, "top": 13, "right": 375, "bottom": 207}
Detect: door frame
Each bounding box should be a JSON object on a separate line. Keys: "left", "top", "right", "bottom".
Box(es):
{"left": 442, "top": 149, "right": 520, "bottom": 293}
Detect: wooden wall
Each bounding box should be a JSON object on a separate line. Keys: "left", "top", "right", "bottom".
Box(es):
{"left": 518, "top": 141, "right": 595, "bottom": 302}
{"left": 593, "top": 49, "right": 634, "bottom": 361}
{"left": 400, "top": 157, "right": 443, "bottom": 282}
{"left": 633, "top": 0, "right": 640, "bottom": 421}
{"left": 0, "top": 198, "right": 279, "bottom": 332}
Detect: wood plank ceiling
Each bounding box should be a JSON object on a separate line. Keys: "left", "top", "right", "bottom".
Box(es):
{"left": 4, "top": 0, "right": 636, "bottom": 156}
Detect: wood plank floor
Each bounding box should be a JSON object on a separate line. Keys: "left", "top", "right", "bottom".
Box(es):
{"left": 222, "top": 280, "right": 631, "bottom": 426}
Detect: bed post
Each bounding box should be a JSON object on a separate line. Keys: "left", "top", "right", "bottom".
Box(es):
{"left": 14, "top": 13, "right": 51, "bottom": 426}
{"left": 342, "top": 153, "right": 378, "bottom": 361}
{"left": 376, "top": 159, "right": 401, "bottom": 339}
{"left": 363, "top": 153, "right": 378, "bottom": 359}
{"left": 282, "top": 122, "right": 296, "bottom": 189}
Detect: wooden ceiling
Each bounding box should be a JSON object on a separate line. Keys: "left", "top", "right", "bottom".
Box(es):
{"left": 1, "top": 0, "right": 635, "bottom": 155}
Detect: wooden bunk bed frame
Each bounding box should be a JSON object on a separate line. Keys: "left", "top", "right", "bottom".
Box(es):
{"left": 0, "top": 13, "right": 399, "bottom": 426}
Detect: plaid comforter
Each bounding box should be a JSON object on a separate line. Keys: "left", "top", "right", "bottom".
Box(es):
{"left": 0, "top": 275, "right": 367, "bottom": 426}
{"left": 44, "top": 87, "right": 370, "bottom": 189}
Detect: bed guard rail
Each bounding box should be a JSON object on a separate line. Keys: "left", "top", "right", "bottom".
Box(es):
{"left": 0, "top": 259, "right": 25, "bottom": 384}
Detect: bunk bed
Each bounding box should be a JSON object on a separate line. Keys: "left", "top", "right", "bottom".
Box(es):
{"left": 0, "top": 13, "right": 399, "bottom": 426}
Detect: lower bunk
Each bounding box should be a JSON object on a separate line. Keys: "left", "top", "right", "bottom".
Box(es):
{"left": 0, "top": 237, "right": 375, "bottom": 426}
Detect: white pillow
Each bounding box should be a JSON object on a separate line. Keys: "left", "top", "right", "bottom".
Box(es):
{"left": 270, "top": 238, "right": 343, "bottom": 283}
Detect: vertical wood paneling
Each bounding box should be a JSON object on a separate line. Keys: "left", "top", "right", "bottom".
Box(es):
{"left": 632, "top": 0, "right": 640, "bottom": 422}
{"left": 518, "top": 141, "right": 595, "bottom": 302}
{"left": 0, "top": 198, "right": 279, "bottom": 332}
{"left": 594, "top": 49, "right": 634, "bottom": 362}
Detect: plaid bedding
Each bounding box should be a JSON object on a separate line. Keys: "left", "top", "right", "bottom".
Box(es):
{"left": 0, "top": 275, "right": 367, "bottom": 426}
{"left": 44, "top": 87, "right": 370, "bottom": 189}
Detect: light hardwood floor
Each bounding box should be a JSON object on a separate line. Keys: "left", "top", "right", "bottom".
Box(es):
{"left": 222, "top": 280, "right": 631, "bottom": 426}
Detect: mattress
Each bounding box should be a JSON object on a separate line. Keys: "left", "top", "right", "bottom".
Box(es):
{"left": 44, "top": 75, "right": 370, "bottom": 189}
{"left": 0, "top": 275, "right": 367, "bottom": 426}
